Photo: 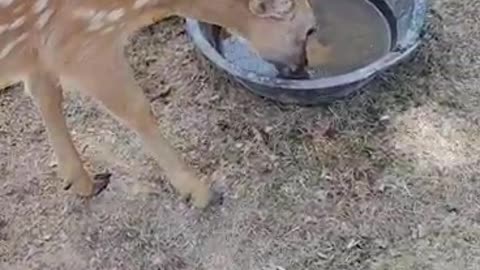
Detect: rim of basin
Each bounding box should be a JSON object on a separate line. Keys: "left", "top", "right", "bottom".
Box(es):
{"left": 185, "top": 0, "right": 427, "bottom": 90}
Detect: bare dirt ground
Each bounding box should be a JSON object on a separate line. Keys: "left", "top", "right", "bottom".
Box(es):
{"left": 1, "top": 0, "right": 480, "bottom": 269}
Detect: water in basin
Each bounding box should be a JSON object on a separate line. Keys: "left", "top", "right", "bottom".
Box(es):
{"left": 218, "top": 0, "right": 393, "bottom": 78}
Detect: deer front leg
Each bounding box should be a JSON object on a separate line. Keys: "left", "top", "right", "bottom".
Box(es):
{"left": 26, "top": 71, "right": 109, "bottom": 196}
{"left": 61, "top": 49, "right": 211, "bottom": 208}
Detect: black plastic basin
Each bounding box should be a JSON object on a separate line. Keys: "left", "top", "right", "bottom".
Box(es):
{"left": 185, "top": 0, "right": 427, "bottom": 105}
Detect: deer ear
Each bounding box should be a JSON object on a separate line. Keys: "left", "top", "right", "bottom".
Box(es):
{"left": 248, "top": 0, "right": 294, "bottom": 19}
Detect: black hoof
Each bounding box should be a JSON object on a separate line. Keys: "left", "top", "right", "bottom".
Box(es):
{"left": 92, "top": 172, "right": 112, "bottom": 196}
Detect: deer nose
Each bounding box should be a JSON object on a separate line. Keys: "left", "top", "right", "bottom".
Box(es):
{"left": 286, "top": 47, "right": 308, "bottom": 73}
{"left": 307, "top": 27, "right": 317, "bottom": 38}
{"left": 275, "top": 62, "right": 309, "bottom": 79}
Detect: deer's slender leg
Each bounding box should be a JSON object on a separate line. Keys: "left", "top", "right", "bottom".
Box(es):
{"left": 26, "top": 71, "right": 109, "bottom": 196}
{"left": 61, "top": 46, "right": 211, "bottom": 208}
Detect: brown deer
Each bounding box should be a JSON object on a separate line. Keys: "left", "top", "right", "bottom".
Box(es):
{"left": 0, "top": 0, "right": 315, "bottom": 208}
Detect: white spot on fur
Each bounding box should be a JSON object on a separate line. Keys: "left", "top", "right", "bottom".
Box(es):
{"left": 87, "top": 10, "right": 107, "bottom": 31}
{"left": 73, "top": 8, "right": 96, "bottom": 20}
{"left": 0, "top": 0, "right": 14, "bottom": 8}
{"left": 0, "top": 32, "right": 27, "bottom": 59}
{"left": 9, "top": 16, "right": 26, "bottom": 29}
{"left": 133, "top": 0, "right": 150, "bottom": 9}
{"left": 36, "top": 8, "right": 54, "bottom": 29}
{"left": 13, "top": 3, "right": 25, "bottom": 13}
{"left": 101, "top": 25, "right": 115, "bottom": 35}
{"left": 106, "top": 8, "right": 125, "bottom": 22}
{"left": 33, "top": 0, "right": 48, "bottom": 13}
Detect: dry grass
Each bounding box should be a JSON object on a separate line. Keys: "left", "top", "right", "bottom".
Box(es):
{"left": 1, "top": 0, "right": 480, "bottom": 269}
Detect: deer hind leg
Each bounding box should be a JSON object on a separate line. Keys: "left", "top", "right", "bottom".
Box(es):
{"left": 60, "top": 47, "right": 211, "bottom": 208}
{"left": 26, "top": 70, "right": 109, "bottom": 196}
